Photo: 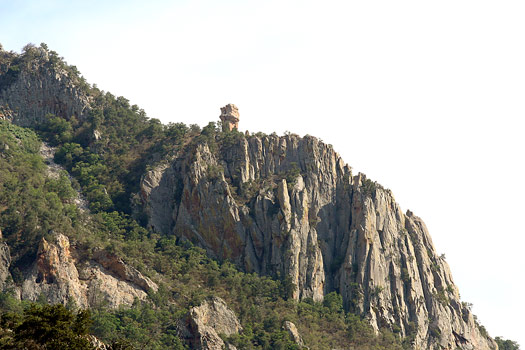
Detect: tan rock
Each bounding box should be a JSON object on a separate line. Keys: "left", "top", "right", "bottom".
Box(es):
{"left": 20, "top": 233, "right": 153, "bottom": 308}
{"left": 189, "top": 297, "right": 242, "bottom": 350}
{"left": 219, "top": 104, "right": 239, "bottom": 131}
{"left": 283, "top": 321, "right": 304, "bottom": 347}
{"left": 93, "top": 250, "right": 158, "bottom": 293}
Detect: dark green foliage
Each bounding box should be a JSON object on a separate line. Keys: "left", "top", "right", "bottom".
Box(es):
{"left": 219, "top": 127, "right": 245, "bottom": 149}
{"left": 284, "top": 162, "right": 301, "bottom": 187}
{"left": 38, "top": 114, "right": 74, "bottom": 145}
{"left": 0, "top": 303, "right": 93, "bottom": 349}
{"left": 495, "top": 337, "right": 520, "bottom": 350}
{"left": 91, "top": 301, "right": 186, "bottom": 350}
{"left": 323, "top": 292, "right": 343, "bottom": 313}
{"left": 226, "top": 321, "right": 300, "bottom": 350}
{"left": 361, "top": 178, "right": 377, "bottom": 197}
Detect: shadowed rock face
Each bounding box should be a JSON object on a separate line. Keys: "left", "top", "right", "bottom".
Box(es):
{"left": 140, "top": 133, "right": 497, "bottom": 350}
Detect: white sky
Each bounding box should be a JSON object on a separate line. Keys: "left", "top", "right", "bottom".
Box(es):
{"left": 1, "top": 0, "right": 524, "bottom": 346}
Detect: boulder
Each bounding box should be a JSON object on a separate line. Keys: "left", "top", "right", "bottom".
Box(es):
{"left": 189, "top": 297, "right": 242, "bottom": 350}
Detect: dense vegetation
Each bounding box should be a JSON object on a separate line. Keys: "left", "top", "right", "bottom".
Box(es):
{"left": 0, "top": 121, "right": 80, "bottom": 282}
{"left": 0, "top": 300, "right": 93, "bottom": 349}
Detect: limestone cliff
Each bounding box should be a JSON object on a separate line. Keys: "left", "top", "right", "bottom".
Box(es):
{"left": 140, "top": 133, "right": 496, "bottom": 350}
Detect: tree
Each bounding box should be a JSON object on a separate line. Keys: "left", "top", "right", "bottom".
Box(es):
{"left": 11, "top": 304, "right": 94, "bottom": 349}
{"left": 495, "top": 337, "right": 520, "bottom": 350}
{"left": 323, "top": 291, "right": 343, "bottom": 313}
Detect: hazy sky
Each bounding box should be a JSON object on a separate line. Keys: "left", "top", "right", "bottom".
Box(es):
{"left": 1, "top": 0, "right": 524, "bottom": 346}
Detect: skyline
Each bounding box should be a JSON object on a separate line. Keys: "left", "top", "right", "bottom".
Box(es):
{"left": 1, "top": 0, "right": 524, "bottom": 346}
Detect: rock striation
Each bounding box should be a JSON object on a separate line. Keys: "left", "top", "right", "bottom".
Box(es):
{"left": 140, "top": 133, "right": 497, "bottom": 350}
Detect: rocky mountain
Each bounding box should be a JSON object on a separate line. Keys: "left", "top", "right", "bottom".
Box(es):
{"left": 0, "top": 44, "right": 499, "bottom": 350}
{"left": 140, "top": 131, "right": 495, "bottom": 350}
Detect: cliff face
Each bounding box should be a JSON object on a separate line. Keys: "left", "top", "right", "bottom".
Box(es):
{"left": 0, "top": 46, "right": 91, "bottom": 126}
{"left": 141, "top": 134, "right": 496, "bottom": 350}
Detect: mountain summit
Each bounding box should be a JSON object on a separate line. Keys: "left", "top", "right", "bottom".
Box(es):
{"left": 0, "top": 43, "right": 500, "bottom": 349}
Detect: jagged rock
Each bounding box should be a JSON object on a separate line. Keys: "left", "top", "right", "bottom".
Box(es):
{"left": 0, "top": 46, "right": 91, "bottom": 127}
{"left": 20, "top": 233, "right": 153, "bottom": 308}
{"left": 283, "top": 321, "right": 304, "bottom": 347}
{"left": 189, "top": 297, "right": 242, "bottom": 350}
{"left": 219, "top": 104, "right": 240, "bottom": 131}
{"left": 140, "top": 133, "right": 497, "bottom": 350}
{"left": 92, "top": 250, "right": 158, "bottom": 293}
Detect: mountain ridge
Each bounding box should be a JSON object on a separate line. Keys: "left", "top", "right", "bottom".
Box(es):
{"left": 0, "top": 43, "right": 503, "bottom": 350}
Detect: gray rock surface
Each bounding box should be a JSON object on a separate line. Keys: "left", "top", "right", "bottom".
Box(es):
{"left": 140, "top": 133, "right": 497, "bottom": 350}
{"left": 0, "top": 46, "right": 90, "bottom": 126}
{"left": 189, "top": 296, "right": 242, "bottom": 350}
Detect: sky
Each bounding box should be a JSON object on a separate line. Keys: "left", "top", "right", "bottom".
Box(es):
{"left": 1, "top": 0, "right": 524, "bottom": 346}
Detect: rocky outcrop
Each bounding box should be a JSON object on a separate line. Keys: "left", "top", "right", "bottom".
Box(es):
{"left": 0, "top": 46, "right": 91, "bottom": 127}
{"left": 219, "top": 104, "right": 240, "bottom": 131}
{"left": 92, "top": 250, "right": 158, "bottom": 293}
{"left": 140, "top": 133, "right": 497, "bottom": 350}
{"left": 189, "top": 297, "right": 242, "bottom": 350}
{"left": 19, "top": 233, "right": 156, "bottom": 308}
{"left": 283, "top": 321, "right": 304, "bottom": 347}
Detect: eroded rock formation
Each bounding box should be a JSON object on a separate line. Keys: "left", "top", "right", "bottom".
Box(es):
{"left": 140, "top": 133, "right": 497, "bottom": 350}
{"left": 19, "top": 233, "right": 157, "bottom": 308}
{"left": 219, "top": 104, "right": 240, "bottom": 131}
{"left": 189, "top": 297, "right": 242, "bottom": 350}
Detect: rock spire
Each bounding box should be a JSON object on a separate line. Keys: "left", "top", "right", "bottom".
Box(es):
{"left": 219, "top": 104, "right": 239, "bottom": 131}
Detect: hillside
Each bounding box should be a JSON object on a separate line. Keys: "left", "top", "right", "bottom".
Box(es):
{"left": 0, "top": 43, "right": 505, "bottom": 349}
